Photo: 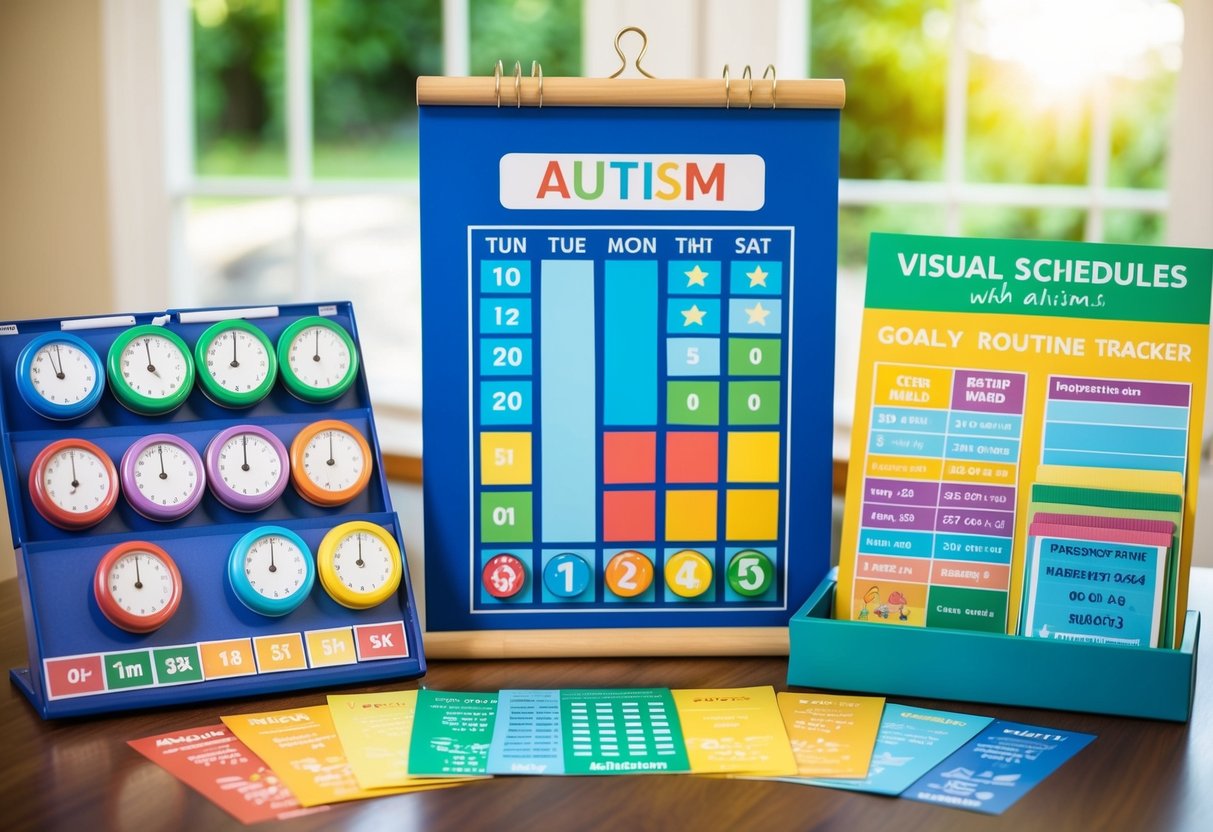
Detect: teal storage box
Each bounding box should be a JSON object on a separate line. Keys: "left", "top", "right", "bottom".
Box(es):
{"left": 788, "top": 568, "right": 1199, "bottom": 722}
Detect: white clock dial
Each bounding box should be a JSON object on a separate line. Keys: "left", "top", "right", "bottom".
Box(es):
{"left": 287, "top": 325, "right": 352, "bottom": 390}
{"left": 330, "top": 531, "right": 395, "bottom": 593}
{"left": 244, "top": 534, "right": 311, "bottom": 601}
{"left": 204, "top": 328, "right": 271, "bottom": 394}
{"left": 119, "top": 334, "right": 190, "bottom": 400}
{"left": 132, "top": 442, "right": 199, "bottom": 507}
{"left": 42, "top": 446, "right": 114, "bottom": 515}
{"left": 29, "top": 341, "right": 98, "bottom": 407}
{"left": 217, "top": 433, "right": 283, "bottom": 497}
{"left": 105, "top": 550, "right": 178, "bottom": 618}
{"left": 301, "top": 428, "right": 366, "bottom": 494}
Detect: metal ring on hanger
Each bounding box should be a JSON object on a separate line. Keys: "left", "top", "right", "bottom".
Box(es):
{"left": 611, "top": 26, "right": 655, "bottom": 78}
{"left": 494, "top": 60, "right": 503, "bottom": 108}
{"left": 742, "top": 65, "right": 754, "bottom": 109}
{"left": 723, "top": 64, "right": 731, "bottom": 108}
{"left": 531, "top": 60, "right": 543, "bottom": 109}
{"left": 763, "top": 64, "right": 777, "bottom": 108}
{"left": 513, "top": 61, "right": 522, "bottom": 108}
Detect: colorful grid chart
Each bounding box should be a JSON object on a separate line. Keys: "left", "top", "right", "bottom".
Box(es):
{"left": 1043, "top": 376, "right": 1191, "bottom": 474}
{"left": 856, "top": 364, "right": 1027, "bottom": 632}
{"left": 471, "top": 227, "right": 791, "bottom": 613}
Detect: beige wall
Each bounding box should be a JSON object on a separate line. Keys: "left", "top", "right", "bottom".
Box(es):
{"left": 0, "top": 0, "right": 113, "bottom": 581}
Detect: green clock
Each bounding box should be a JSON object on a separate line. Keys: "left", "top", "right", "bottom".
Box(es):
{"left": 107, "top": 325, "right": 195, "bottom": 416}
{"left": 276, "top": 316, "right": 359, "bottom": 403}
{"left": 194, "top": 319, "right": 278, "bottom": 408}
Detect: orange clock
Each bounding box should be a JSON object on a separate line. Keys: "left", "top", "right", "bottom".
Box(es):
{"left": 289, "top": 419, "right": 373, "bottom": 507}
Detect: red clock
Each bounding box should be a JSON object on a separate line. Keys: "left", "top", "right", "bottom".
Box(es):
{"left": 29, "top": 438, "right": 120, "bottom": 530}
{"left": 94, "top": 541, "right": 183, "bottom": 634}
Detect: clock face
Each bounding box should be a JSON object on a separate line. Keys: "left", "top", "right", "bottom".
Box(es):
{"left": 16, "top": 332, "right": 106, "bottom": 420}
{"left": 94, "top": 541, "right": 183, "bottom": 633}
{"left": 228, "top": 526, "right": 315, "bottom": 616}
{"left": 205, "top": 425, "right": 289, "bottom": 512}
{"left": 290, "top": 420, "right": 372, "bottom": 507}
{"left": 317, "top": 521, "right": 402, "bottom": 609}
{"left": 107, "top": 326, "right": 195, "bottom": 415}
{"left": 196, "top": 320, "right": 277, "bottom": 408}
{"left": 277, "top": 317, "right": 359, "bottom": 403}
{"left": 29, "top": 438, "right": 119, "bottom": 530}
{"left": 121, "top": 434, "right": 205, "bottom": 521}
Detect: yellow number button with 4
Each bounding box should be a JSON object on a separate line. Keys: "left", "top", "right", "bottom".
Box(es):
{"left": 665, "top": 549, "right": 714, "bottom": 599}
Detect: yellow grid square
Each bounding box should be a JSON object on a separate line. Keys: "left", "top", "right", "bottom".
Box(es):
{"left": 665, "top": 490, "right": 718, "bottom": 541}
{"left": 726, "top": 489, "right": 779, "bottom": 540}
{"left": 480, "top": 432, "right": 533, "bottom": 485}
{"left": 726, "top": 432, "right": 781, "bottom": 482}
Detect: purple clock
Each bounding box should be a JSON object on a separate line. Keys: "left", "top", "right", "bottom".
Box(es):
{"left": 120, "top": 434, "right": 206, "bottom": 522}
{"left": 204, "top": 424, "right": 290, "bottom": 512}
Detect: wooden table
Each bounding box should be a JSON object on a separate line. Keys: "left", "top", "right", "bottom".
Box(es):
{"left": 1, "top": 570, "right": 1209, "bottom": 831}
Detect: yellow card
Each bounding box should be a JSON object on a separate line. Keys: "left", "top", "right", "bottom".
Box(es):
{"left": 671, "top": 686, "right": 798, "bottom": 776}
{"left": 777, "top": 692, "right": 885, "bottom": 778}
{"left": 327, "top": 691, "right": 479, "bottom": 790}
{"left": 222, "top": 704, "right": 458, "bottom": 806}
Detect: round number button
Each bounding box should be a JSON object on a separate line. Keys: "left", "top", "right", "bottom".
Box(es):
{"left": 483, "top": 553, "right": 526, "bottom": 599}
{"left": 94, "top": 541, "right": 183, "bottom": 633}
{"left": 15, "top": 332, "right": 105, "bottom": 421}
{"left": 665, "top": 549, "right": 713, "bottom": 599}
{"left": 727, "top": 549, "right": 775, "bottom": 597}
{"left": 542, "top": 552, "right": 591, "bottom": 598}
{"left": 29, "top": 437, "right": 119, "bottom": 530}
{"left": 604, "top": 550, "right": 654, "bottom": 599}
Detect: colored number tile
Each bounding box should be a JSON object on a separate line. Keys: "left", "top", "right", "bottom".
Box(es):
{"left": 667, "top": 381, "right": 720, "bottom": 425}
{"left": 665, "top": 490, "right": 719, "bottom": 541}
{"left": 729, "top": 261, "right": 783, "bottom": 295}
{"left": 728, "top": 298, "right": 782, "bottom": 335}
{"left": 482, "top": 552, "right": 529, "bottom": 600}
{"left": 872, "top": 363, "right": 953, "bottom": 410}
{"left": 603, "top": 431, "right": 657, "bottom": 484}
{"left": 725, "top": 548, "right": 777, "bottom": 600}
{"left": 102, "top": 650, "right": 155, "bottom": 691}
{"left": 478, "top": 298, "right": 533, "bottom": 334}
{"left": 479, "top": 338, "right": 533, "bottom": 376}
{"left": 604, "top": 549, "right": 656, "bottom": 601}
{"left": 603, "top": 490, "right": 657, "bottom": 542}
{"left": 305, "top": 627, "right": 358, "bottom": 667}
{"left": 663, "top": 548, "right": 715, "bottom": 601}
{"left": 152, "top": 645, "right": 204, "bottom": 685}
{"left": 480, "top": 432, "right": 533, "bottom": 485}
{"left": 728, "top": 380, "right": 780, "bottom": 425}
{"left": 480, "top": 380, "right": 533, "bottom": 425}
{"left": 541, "top": 550, "right": 595, "bottom": 602}
{"left": 253, "top": 633, "right": 308, "bottom": 673}
{"left": 198, "top": 639, "right": 257, "bottom": 679}
{"left": 666, "top": 298, "right": 721, "bottom": 334}
{"left": 726, "top": 431, "right": 781, "bottom": 482}
{"left": 666, "top": 338, "right": 721, "bottom": 377}
{"left": 725, "top": 489, "right": 780, "bottom": 540}
{"left": 44, "top": 654, "right": 106, "bottom": 700}
{"left": 667, "top": 260, "right": 721, "bottom": 294}
{"left": 665, "top": 432, "right": 719, "bottom": 483}
{"left": 479, "top": 260, "right": 532, "bottom": 293}
{"left": 354, "top": 621, "right": 410, "bottom": 661}
{"left": 480, "top": 491, "right": 534, "bottom": 543}
{"left": 727, "top": 338, "right": 781, "bottom": 376}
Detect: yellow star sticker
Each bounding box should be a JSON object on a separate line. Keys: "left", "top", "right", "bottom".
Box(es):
{"left": 684, "top": 265, "right": 709, "bottom": 287}
{"left": 745, "top": 302, "right": 771, "bottom": 326}
{"left": 681, "top": 304, "right": 707, "bottom": 326}
{"left": 746, "top": 265, "right": 769, "bottom": 287}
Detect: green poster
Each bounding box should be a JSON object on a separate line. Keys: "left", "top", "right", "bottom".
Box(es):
{"left": 559, "top": 688, "right": 690, "bottom": 775}
{"left": 408, "top": 690, "right": 499, "bottom": 776}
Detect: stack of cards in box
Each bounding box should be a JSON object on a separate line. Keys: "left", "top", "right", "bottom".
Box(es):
{"left": 1021, "top": 464, "right": 1181, "bottom": 648}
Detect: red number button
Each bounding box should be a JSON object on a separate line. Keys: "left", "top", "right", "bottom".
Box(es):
{"left": 483, "top": 554, "right": 526, "bottom": 599}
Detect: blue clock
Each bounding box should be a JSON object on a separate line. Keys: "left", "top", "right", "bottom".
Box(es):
{"left": 16, "top": 332, "right": 105, "bottom": 420}
{"left": 227, "top": 526, "right": 316, "bottom": 617}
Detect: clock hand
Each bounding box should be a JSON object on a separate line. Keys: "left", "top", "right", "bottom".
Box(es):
{"left": 269, "top": 538, "right": 277, "bottom": 573}
{"left": 356, "top": 534, "right": 365, "bottom": 568}
{"left": 143, "top": 338, "right": 158, "bottom": 376}
{"left": 158, "top": 446, "right": 168, "bottom": 480}
{"left": 51, "top": 345, "right": 66, "bottom": 380}
{"left": 230, "top": 331, "right": 240, "bottom": 368}
{"left": 134, "top": 555, "right": 143, "bottom": 590}
{"left": 313, "top": 329, "right": 321, "bottom": 362}
{"left": 241, "top": 435, "right": 250, "bottom": 472}
{"left": 69, "top": 450, "right": 80, "bottom": 492}
{"left": 327, "top": 432, "right": 335, "bottom": 466}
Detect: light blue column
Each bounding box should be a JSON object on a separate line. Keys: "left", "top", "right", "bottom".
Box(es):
{"left": 541, "top": 260, "right": 597, "bottom": 541}
{"left": 604, "top": 260, "right": 658, "bottom": 424}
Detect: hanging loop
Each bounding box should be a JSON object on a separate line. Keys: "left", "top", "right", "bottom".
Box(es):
{"left": 763, "top": 64, "right": 777, "bottom": 108}
{"left": 532, "top": 60, "right": 543, "bottom": 108}
{"left": 493, "top": 60, "right": 504, "bottom": 107}
{"left": 611, "top": 26, "right": 656, "bottom": 78}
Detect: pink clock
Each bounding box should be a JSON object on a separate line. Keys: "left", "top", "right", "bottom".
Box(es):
{"left": 120, "top": 434, "right": 206, "bottom": 522}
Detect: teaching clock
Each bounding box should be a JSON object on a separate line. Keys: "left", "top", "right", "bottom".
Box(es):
{"left": 107, "top": 325, "right": 195, "bottom": 416}
{"left": 28, "top": 437, "right": 119, "bottom": 530}
{"left": 276, "top": 316, "right": 359, "bottom": 403}
{"left": 227, "top": 526, "right": 315, "bottom": 617}
{"left": 317, "top": 521, "right": 403, "bottom": 609}
{"left": 194, "top": 319, "right": 278, "bottom": 409}
{"left": 289, "top": 419, "right": 373, "bottom": 507}
{"left": 120, "top": 434, "right": 206, "bottom": 522}
{"left": 15, "top": 332, "right": 106, "bottom": 420}
{"left": 93, "top": 541, "right": 183, "bottom": 634}
{"left": 204, "top": 424, "right": 290, "bottom": 512}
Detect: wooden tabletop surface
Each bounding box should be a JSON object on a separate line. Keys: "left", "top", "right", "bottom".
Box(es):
{"left": 0, "top": 569, "right": 1209, "bottom": 832}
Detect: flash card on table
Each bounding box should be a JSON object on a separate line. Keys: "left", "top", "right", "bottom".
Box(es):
{"left": 797, "top": 705, "right": 992, "bottom": 796}
{"left": 672, "top": 686, "right": 797, "bottom": 775}
{"left": 128, "top": 724, "right": 327, "bottom": 825}
{"left": 408, "top": 690, "right": 500, "bottom": 776}
{"left": 904, "top": 720, "right": 1095, "bottom": 814}
{"left": 775, "top": 692, "right": 885, "bottom": 778}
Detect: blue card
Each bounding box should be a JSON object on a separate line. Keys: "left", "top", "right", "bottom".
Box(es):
{"left": 904, "top": 720, "right": 1096, "bottom": 814}
{"left": 486, "top": 689, "right": 565, "bottom": 775}
{"left": 797, "top": 705, "right": 992, "bottom": 796}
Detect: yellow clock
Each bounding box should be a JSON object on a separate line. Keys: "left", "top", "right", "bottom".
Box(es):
{"left": 317, "top": 521, "right": 403, "bottom": 609}
{"left": 289, "top": 419, "right": 373, "bottom": 507}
